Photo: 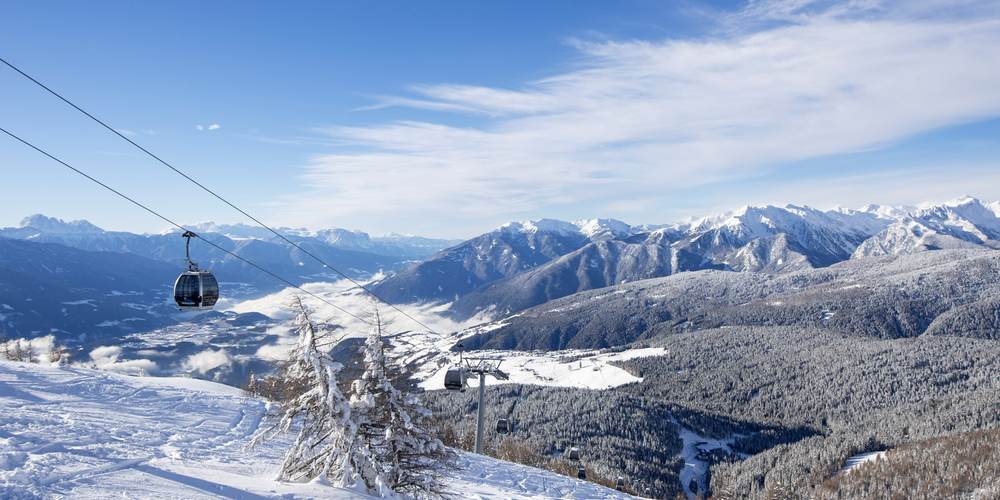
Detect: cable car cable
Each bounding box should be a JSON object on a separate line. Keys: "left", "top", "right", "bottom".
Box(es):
{"left": 0, "top": 56, "right": 443, "bottom": 338}
{"left": 0, "top": 126, "right": 370, "bottom": 325}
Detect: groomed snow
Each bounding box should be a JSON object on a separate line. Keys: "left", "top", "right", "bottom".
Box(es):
{"left": 839, "top": 451, "right": 888, "bottom": 475}
{"left": 0, "top": 360, "right": 631, "bottom": 499}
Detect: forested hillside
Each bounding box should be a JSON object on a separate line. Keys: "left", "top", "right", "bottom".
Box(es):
{"left": 429, "top": 327, "right": 1000, "bottom": 498}
{"left": 459, "top": 249, "right": 1000, "bottom": 350}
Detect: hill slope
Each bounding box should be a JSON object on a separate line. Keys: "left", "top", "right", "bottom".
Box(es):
{"left": 459, "top": 249, "right": 1000, "bottom": 351}
{"left": 0, "top": 360, "right": 630, "bottom": 499}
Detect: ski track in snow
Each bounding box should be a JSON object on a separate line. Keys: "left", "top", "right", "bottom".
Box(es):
{"left": 0, "top": 360, "right": 632, "bottom": 499}
{"left": 673, "top": 419, "right": 745, "bottom": 500}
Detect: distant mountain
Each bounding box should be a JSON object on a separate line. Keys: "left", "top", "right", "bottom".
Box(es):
{"left": 854, "top": 197, "right": 1000, "bottom": 258}
{"left": 184, "top": 221, "right": 460, "bottom": 259}
{"left": 0, "top": 215, "right": 453, "bottom": 293}
{"left": 374, "top": 197, "right": 1000, "bottom": 321}
{"left": 369, "top": 219, "right": 632, "bottom": 305}
{"left": 0, "top": 238, "right": 178, "bottom": 341}
{"left": 18, "top": 214, "right": 104, "bottom": 234}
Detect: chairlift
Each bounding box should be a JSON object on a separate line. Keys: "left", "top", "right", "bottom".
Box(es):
{"left": 496, "top": 418, "right": 511, "bottom": 434}
{"left": 577, "top": 466, "right": 586, "bottom": 480}
{"left": 615, "top": 477, "right": 625, "bottom": 491}
{"left": 173, "top": 231, "right": 219, "bottom": 309}
{"left": 568, "top": 446, "right": 580, "bottom": 461}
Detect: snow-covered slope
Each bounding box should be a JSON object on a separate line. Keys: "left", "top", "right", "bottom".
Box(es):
{"left": 851, "top": 218, "right": 981, "bottom": 258}
{"left": 990, "top": 201, "right": 1000, "bottom": 218}
{"left": 377, "top": 197, "right": 1000, "bottom": 322}
{"left": 221, "top": 280, "right": 663, "bottom": 390}
{"left": 0, "top": 360, "right": 630, "bottom": 499}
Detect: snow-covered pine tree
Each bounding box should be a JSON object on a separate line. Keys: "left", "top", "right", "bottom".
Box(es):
{"left": 350, "top": 304, "right": 449, "bottom": 496}
{"left": 249, "top": 295, "right": 357, "bottom": 485}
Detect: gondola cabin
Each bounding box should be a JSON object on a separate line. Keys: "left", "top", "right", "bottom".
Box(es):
{"left": 444, "top": 367, "right": 466, "bottom": 391}
{"left": 577, "top": 466, "right": 586, "bottom": 480}
{"left": 173, "top": 230, "right": 219, "bottom": 310}
{"left": 615, "top": 477, "right": 625, "bottom": 491}
{"left": 496, "top": 418, "right": 511, "bottom": 434}
{"left": 173, "top": 270, "right": 219, "bottom": 309}
{"left": 568, "top": 447, "right": 580, "bottom": 461}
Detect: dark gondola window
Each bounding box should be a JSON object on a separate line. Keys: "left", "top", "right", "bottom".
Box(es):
{"left": 175, "top": 274, "right": 201, "bottom": 306}
{"left": 201, "top": 273, "right": 219, "bottom": 306}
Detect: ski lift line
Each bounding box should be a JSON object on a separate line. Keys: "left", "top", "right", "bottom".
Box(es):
{"left": 0, "top": 56, "right": 445, "bottom": 339}
{"left": 0, "top": 126, "right": 369, "bottom": 325}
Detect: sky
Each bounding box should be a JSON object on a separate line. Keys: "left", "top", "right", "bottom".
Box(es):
{"left": 2, "top": 0, "right": 1000, "bottom": 239}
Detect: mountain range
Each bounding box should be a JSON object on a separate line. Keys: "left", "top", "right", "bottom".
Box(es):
{"left": 373, "top": 196, "right": 1000, "bottom": 321}
{"left": 0, "top": 215, "right": 459, "bottom": 289}
{"left": 0, "top": 215, "right": 457, "bottom": 339}
{"left": 3, "top": 197, "right": 999, "bottom": 341}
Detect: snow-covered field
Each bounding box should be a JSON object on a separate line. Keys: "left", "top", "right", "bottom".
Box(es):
{"left": 221, "top": 281, "right": 667, "bottom": 391}
{"left": 0, "top": 360, "right": 631, "bottom": 499}
{"left": 672, "top": 420, "right": 746, "bottom": 499}
{"left": 838, "top": 451, "right": 888, "bottom": 475}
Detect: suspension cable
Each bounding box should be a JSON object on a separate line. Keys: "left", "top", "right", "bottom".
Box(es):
{"left": 0, "top": 126, "right": 370, "bottom": 325}
{"left": 0, "top": 56, "right": 444, "bottom": 337}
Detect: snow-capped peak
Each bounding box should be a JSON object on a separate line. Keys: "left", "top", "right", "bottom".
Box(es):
{"left": 989, "top": 201, "right": 1000, "bottom": 218}
{"left": 19, "top": 214, "right": 104, "bottom": 234}
{"left": 941, "top": 195, "right": 980, "bottom": 208}
{"left": 499, "top": 219, "right": 580, "bottom": 236}
{"left": 573, "top": 218, "right": 632, "bottom": 240}
{"left": 498, "top": 218, "right": 634, "bottom": 240}
{"left": 855, "top": 204, "right": 915, "bottom": 220}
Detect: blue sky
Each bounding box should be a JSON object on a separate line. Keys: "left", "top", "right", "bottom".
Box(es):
{"left": 2, "top": 0, "right": 1000, "bottom": 238}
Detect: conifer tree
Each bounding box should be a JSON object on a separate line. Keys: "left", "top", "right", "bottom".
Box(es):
{"left": 350, "top": 304, "right": 448, "bottom": 496}
{"left": 250, "top": 296, "right": 356, "bottom": 485}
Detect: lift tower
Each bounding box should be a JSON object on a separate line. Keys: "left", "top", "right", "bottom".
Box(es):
{"left": 464, "top": 357, "right": 509, "bottom": 454}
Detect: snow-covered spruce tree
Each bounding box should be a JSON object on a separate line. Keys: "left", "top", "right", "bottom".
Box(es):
{"left": 349, "top": 304, "right": 449, "bottom": 496}
{"left": 249, "top": 295, "right": 356, "bottom": 485}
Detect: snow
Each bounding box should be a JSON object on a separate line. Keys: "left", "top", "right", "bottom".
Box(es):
{"left": 448, "top": 451, "right": 630, "bottom": 499}
{"left": 989, "top": 200, "right": 1000, "bottom": 218}
{"left": 673, "top": 419, "right": 745, "bottom": 499}
{"left": 61, "top": 300, "right": 96, "bottom": 307}
{"left": 222, "top": 279, "right": 468, "bottom": 338}
{"left": 412, "top": 334, "right": 666, "bottom": 391}
{"left": 219, "top": 282, "right": 665, "bottom": 391}
{"left": 497, "top": 218, "right": 635, "bottom": 241}
{"left": 500, "top": 219, "right": 580, "bottom": 236}
{"left": 0, "top": 360, "right": 631, "bottom": 499}
{"left": 574, "top": 218, "right": 633, "bottom": 240}
{"left": 839, "top": 451, "right": 887, "bottom": 475}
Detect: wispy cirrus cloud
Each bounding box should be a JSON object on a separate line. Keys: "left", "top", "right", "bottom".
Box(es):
{"left": 283, "top": 0, "right": 1000, "bottom": 234}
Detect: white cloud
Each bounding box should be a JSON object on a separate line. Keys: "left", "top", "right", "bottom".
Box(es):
{"left": 90, "top": 345, "right": 122, "bottom": 364}
{"left": 89, "top": 345, "right": 159, "bottom": 375}
{"left": 182, "top": 349, "right": 232, "bottom": 374}
{"left": 207, "top": 123, "right": 221, "bottom": 131}
{"left": 255, "top": 342, "right": 293, "bottom": 362}
{"left": 280, "top": 0, "right": 1000, "bottom": 233}
{"left": 195, "top": 125, "right": 204, "bottom": 131}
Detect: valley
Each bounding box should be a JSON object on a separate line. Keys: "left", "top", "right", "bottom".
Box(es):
{"left": 3, "top": 198, "right": 1000, "bottom": 498}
